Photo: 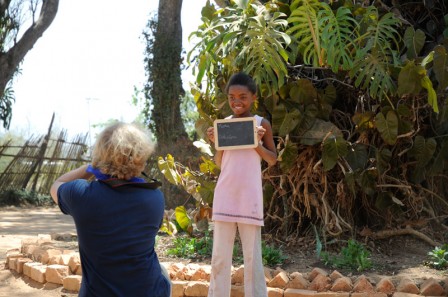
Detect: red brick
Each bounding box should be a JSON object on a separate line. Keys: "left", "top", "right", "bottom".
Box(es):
{"left": 268, "top": 287, "right": 284, "bottom": 297}
{"left": 287, "top": 273, "right": 310, "bottom": 290}
{"left": 309, "top": 274, "right": 331, "bottom": 292}
{"left": 63, "top": 275, "right": 82, "bottom": 292}
{"left": 284, "top": 288, "right": 317, "bottom": 297}
{"left": 184, "top": 281, "right": 208, "bottom": 296}
{"left": 396, "top": 278, "right": 419, "bottom": 294}
{"left": 375, "top": 277, "right": 395, "bottom": 294}
{"left": 230, "top": 285, "right": 244, "bottom": 297}
{"left": 308, "top": 268, "right": 328, "bottom": 281}
{"left": 172, "top": 280, "right": 188, "bottom": 297}
{"left": 353, "top": 275, "right": 374, "bottom": 293}
{"left": 46, "top": 264, "right": 70, "bottom": 285}
{"left": 420, "top": 278, "right": 446, "bottom": 296}
{"left": 330, "top": 276, "right": 352, "bottom": 292}
{"left": 268, "top": 270, "right": 290, "bottom": 288}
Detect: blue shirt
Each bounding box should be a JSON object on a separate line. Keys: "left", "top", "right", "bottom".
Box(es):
{"left": 57, "top": 179, "right": 170, "bottom": 297}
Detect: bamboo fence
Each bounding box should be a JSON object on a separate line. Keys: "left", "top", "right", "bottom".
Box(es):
{"left": 0, "top": 114, "right": 89, "bottom": 195}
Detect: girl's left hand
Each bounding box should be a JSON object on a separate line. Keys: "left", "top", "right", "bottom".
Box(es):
{"left": 256, "top": 126, "right": 266, "bottom": 142}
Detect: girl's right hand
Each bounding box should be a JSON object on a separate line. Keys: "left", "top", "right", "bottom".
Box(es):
{"left": 206, "top": 127, "right": 215, "bottom": 143}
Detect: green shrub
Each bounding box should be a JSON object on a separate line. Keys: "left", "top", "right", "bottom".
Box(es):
{"left": 427, "top": 244, "right": 448, "bottom": 270}
{"left": 321, "top": 239, "right": 372, "bottom": 272}
{"left": 262, "top": 242, "right": 287, "bottom": 267}
{"left": 166, "top": 232, "right": 213, "bottom": 259}
{"left": 0, "top": 189, "right": 54, "bottom": 206}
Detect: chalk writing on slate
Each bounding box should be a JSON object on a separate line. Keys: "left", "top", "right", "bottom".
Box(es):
{"left": 214, "top": 117, "right": 258, "bottom": 150}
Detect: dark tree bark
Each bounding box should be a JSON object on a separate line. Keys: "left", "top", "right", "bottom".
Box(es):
{"left": 0, "top": 0, "right": 59, "bottom": 127}
{"left": 151, "top": 0, "right": 200, "bottom": 208}
{"left": 152, "top": 0, "right": 186, "bottom": 150}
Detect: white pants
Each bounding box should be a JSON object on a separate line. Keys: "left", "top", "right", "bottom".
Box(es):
{"left": 208, "top": 221, "right": 267, "bottom": 297}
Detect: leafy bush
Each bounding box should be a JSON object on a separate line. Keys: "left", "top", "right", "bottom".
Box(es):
{"left": 427, "top": 244, "right": 448, "bottom": 270}
{"left": 321, "top": 239, "right": 372, "bottom": 272}
{"left": 0, "top": 189, "right": 54, "bottom": 206}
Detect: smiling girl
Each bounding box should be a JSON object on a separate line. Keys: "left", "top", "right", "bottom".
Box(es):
{"left": 206, "top": 72, "right": 277, "bottom": 297}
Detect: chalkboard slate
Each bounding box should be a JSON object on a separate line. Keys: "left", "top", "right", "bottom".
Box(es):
{"left": 214, "top": 117, "right": 258, "bottom": 150}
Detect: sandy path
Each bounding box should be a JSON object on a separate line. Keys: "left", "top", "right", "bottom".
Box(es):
{"left": 0, "top": 206, "right": 78, "bottom": 297}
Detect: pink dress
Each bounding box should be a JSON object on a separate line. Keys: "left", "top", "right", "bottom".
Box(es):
{"left": 212, "top": 115, "right": 264, "bottom": 226}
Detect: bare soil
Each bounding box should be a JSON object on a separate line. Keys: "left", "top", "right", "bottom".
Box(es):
{"left": 0, "top": 206, "right": 447, "bottom": 297}
{"left": 155, "top": 229, "right": 448, "bottom": 286}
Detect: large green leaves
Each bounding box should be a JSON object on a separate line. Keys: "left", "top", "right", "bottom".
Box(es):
{"left": 322, "top": 136, "right": 348, "bottom": 171}
{"left": 350, "top": 7, "right": 401, "bottom": 100}
{"left": 375, "top": 111, "right": 398, "bottom": 145}
{"left": 244, "top": 9, "right": 291, "bottom": 93}
{"left": 175, "top": 206, "right": 193, "bottom": 235}
{"left": 301, "top": 119, "right": 342, "bottom": 146}
{"left": 403, "top": 27, "right": 426, "bottom": 59}
{"left": 345, "top": 144, "right": 368, "bottom": 171}
{"left": 158, "top": 154, "right": 181, "bottom": 186}
{"left": 397, "top": 61, "right": 425, "bottom": 95}
{"left": 318, "top": 4, "right": 357, "bottom": 72}
{"left": 397, "top": 60, "right": 439, "bottom": 113}
{"left": 376, "top": 148, "right": 392, "bottom": 175}
{"left": 421, "top": 76, "right": 439, "bottom": 113}
{"left": 350, "top": 51, "right": 396, "bottom": 100}
{"left": 277, "top": 135, "right": 298, "bottom": 172}
{"left": 279, "top": 109, "right": 302, "bottom": 136}
{"left": 433, "top": 45, "right": 448, "bottom": 91}
{"left": 357, "top": 8, "right": 401, "bottom": 55}
{"left": 287, "top": 0, "right": 324, "bottom": 66}
{"left": 408, "top": 136, "right": 437, "bottom": 168}
{"left": 191, "top": 0, "right": 291, "bottom": 95}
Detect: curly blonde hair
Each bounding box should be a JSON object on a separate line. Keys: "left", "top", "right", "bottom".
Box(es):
{"left": 91, "top": 122, "right": 155, "bottom": 180}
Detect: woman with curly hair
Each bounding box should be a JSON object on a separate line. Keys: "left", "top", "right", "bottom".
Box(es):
{"left": 50, "top": 122, "right": 171, "bottom": 297}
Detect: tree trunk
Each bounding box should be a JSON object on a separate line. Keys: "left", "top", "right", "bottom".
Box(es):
{"left": 152, "top": 0, "right": 200, "bottom": 208}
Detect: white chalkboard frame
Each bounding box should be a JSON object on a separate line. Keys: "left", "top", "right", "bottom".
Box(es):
{"left": 214, "top": 117, "right": 258, "bottom": 150}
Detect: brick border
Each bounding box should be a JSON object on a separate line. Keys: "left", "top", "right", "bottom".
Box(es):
{"left": 4, "top": 234, "right": 448, "bottom": 297}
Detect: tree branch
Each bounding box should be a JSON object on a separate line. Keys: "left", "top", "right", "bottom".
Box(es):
{"left": 0, "top": 0, "right": 59, "bottom": 98}
{"left": 361, "top": 227, "right": 440, "bottom": 247}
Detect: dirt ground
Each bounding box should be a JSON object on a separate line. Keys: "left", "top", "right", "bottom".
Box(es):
{"left": 0, "top": 206, "right": 78, "bottom": 297}
{"left": 0, "top": 206, "right": 447, "bottom": 297}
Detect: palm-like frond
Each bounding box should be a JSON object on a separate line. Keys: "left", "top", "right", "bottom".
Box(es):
{"left": 356, "top": 7, "right": 401, "bottom": 56}
{"left": 350, "top": 51, "right": 396, "bottom": 100}
{"left": 349, "top": 6, "right": 401, "bottom": 100}
{"left": 190, "top": 1, "right": 290, "bottom": 96}
{"left": 287, "top": 0, "right": 324, "bottom": 67}
{"left": 319, "top": 4, "right": 358, "bottom": 72}
{"left": 240, "top": 8, "right": 290, "bottom": 94}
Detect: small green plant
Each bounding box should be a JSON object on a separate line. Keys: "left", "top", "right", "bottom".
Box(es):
{"left": 262, "top": 242, "right": 287, "bottom": 267}
{"left": 427, "top": 244, "right": 448, "bottom": 270}
{"left": 321, "top": 239, "right": 372, "bottom": 272}
{"left": 166, "top": 232, "right": 213, "bottom": 259}
{"left": 166, "top": 237, "right": 195, "bottom": 258}
{"left": 232, "top": 240, "right": 287, "bottom": 266}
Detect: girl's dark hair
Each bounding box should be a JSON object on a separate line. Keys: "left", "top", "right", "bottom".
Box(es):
{"left": 225, "top": 72, "right": 257, "bottom": 94}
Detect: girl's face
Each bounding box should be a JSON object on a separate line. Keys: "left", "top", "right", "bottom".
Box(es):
{"left": 227, "top": 85, "right": 256, "bottom": 117}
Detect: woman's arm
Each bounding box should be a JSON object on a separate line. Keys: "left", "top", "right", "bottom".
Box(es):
{"left": 50, "top": 164, "right": 93, "bottom": 204}
{"left": 255, "top": 119, "right": 277, "bottom": 166}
